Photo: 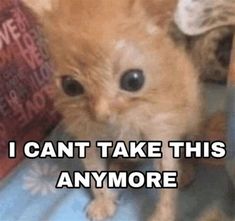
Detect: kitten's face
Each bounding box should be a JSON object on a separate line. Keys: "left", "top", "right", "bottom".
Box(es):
{"left": 23, "top": 0, "right": 200, "bottom": 139}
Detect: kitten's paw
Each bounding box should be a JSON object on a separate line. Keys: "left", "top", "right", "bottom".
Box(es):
{"left": 197, "top": 207, "right": 231, "bottom": 221}
{"left": 148, "top": 214, "right": 175, "bottom": 221}
{"left": 87, "top": 196, "right": 117, "bottom": 221}
{"left": 148, "top": 207, "right": 175, "bottom": 221}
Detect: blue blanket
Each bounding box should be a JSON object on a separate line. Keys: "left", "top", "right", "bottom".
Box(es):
{"left": 0, "top": 126, "right": 234, "bottom": 221}
{"left": 0, "top": 83, "right": 234, "bottom": 221}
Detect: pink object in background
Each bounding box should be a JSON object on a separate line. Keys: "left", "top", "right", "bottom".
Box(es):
{"left": 0, "top": 0, "right": 60, "bottom": 179}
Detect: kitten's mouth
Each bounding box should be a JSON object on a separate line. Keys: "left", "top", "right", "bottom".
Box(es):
{"left": 92, "top": 115, "right": 117, "bottom": 126}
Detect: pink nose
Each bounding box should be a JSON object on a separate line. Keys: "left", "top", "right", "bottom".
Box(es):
{"left": 91, "top": 99, "right": 111, "bottom": 122}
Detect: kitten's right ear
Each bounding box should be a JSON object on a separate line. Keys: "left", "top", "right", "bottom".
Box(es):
{"left": 175, "top": 0, "right": 235, "bottom": 36}
{"left": 21, "top": 0, "right": 58, "bottom": 15}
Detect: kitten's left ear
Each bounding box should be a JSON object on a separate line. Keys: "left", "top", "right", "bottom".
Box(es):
{"left": 21, "top": 0, "right": 58, "bottom": 15}
{"left": 175, "top": 0, "right": 235, "bottom": 36}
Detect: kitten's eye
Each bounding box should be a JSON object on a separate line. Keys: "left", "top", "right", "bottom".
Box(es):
{"left": 120, "top": 69, "right": 145, "bottom": 92}
{"left": 61, "top": 76, "right": 84, "bottom": 96}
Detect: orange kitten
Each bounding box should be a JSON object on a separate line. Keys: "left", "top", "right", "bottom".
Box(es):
{"left": 22, "top": 1, "right": 202, "bottom": 221}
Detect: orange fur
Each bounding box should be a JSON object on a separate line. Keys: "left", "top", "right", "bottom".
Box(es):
{"left": 197, "top": 207, "right": 231, "bottom": 221}
{"left": 23, "top": 1, "right": 202, "bottom": 220}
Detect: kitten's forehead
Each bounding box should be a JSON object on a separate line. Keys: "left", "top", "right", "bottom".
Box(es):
{"left": 46, "top": 0, "right": 150, "bottom": 37}
{"left": 54, "top": 0, "right": 138, "bottom": 23}
{"left": 46, "top": 0, "right": 157, "bottom": 65}
{"left": 43, "top": 0, "right": 165, "bottom": 82}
